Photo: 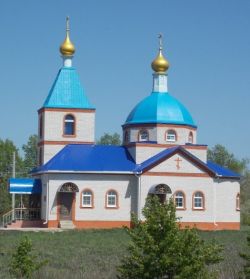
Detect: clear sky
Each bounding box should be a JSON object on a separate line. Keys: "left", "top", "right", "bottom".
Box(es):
{"left": 0, "top": 0, "right": 249, "bottom": 160}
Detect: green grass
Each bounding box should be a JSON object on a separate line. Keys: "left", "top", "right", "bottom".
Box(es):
{"left": 0, "top": 228, "right": 249, "bottom": 279}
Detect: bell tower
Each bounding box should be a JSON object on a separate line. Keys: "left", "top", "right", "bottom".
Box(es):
{"left": 38, "top": 17, "right": 96, "bottom": 165}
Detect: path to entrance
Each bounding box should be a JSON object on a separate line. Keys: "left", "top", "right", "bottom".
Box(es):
{"left": 0, "top": 227, "right": 64, "bottom": 232}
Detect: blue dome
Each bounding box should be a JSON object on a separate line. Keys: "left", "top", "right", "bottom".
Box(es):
{"left": 125, "top": 92, "right": 196, "bottom": 127}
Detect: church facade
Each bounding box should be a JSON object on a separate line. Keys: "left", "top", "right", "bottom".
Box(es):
{"left": 31, "top": 19, "right": 240, "bottom": 230}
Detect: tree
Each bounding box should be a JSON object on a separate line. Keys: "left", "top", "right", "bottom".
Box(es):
{"left": 118, "top": 196, "right": 222, "bottom": 279}
{"left": 97, "top": 132, "right": 121, "bottom": 145}
{"left": 0, "top": 139, "right": 23, "bottom": 215}
{"left": 240, "top": 232, "right": 250, "bottom": 278}
{"left": 208, "top": 144, "right": 248, "bottom": 175}
{"left": 9, "top": 235, "right": 47, "bottom": 278}
{"left": 22, "top": 134, "right": 38, "bottom": 175}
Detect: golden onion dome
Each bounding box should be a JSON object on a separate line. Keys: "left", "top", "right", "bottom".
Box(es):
{"left": 60, "top": 16, "right": 75, "bottom": 56}
{"left": 151, "top": 34, "right": 169, "bottom": 73}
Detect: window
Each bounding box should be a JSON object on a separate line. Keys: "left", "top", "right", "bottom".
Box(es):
{"left": 81, "top": 190, "right": 93, "bottom": 208}
{"left": 166, "top": 130, "right": 177, "bottom": 142}
{"left": 139, "top": 130, "right": 149, "bottom": 142}
{"left": 174, "top": 191, "right": 185, "bottom": 209}
{"left": 124, "top": 131, "right": 130, "bottom": 144}
{"left": 188, "top": 132, "right": 193, "bottom": 143}
{"left": 106, "top": 190, "right": 118, "bottom": 208}
{"left": 64, "top": 114, "right": 75, "bottom": 135}
{"left": 39, "top": 147, "right": 43, "bottom": 166}
{"left": 193, "top": 192, "right": 204, "bottom": 210}
{"left": 236, "top": 193, "right": 240, "bottom": 211}
{"left": 39, "top": 115, "right": 43, "bottom": 138}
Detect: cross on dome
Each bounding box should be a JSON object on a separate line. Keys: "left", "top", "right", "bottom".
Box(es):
{"left": 151, "top": 33, "right": 169, "bottom": 73}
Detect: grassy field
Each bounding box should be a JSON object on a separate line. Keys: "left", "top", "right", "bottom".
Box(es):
{"left": 0, "top": 227, "right": 249, "bottom": 279}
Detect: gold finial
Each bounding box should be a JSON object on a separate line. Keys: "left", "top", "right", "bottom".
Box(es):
{"left": 151, "top": 34, "right": 169, "bottom": 73}
{"left": 60, "top": 16, "right": 75, "bottom": 56}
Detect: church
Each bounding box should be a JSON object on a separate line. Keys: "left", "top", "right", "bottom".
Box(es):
{"left": 8, "top": 18, "right": 240, "bottom": 230}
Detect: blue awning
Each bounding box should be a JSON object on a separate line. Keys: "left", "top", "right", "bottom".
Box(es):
{"left": 9, "top": 178, "right": 42, "bottom": 194}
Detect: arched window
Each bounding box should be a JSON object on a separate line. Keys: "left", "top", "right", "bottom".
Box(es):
{"left": 188, "top": 131, "right": 193, "bottom": 143}
{"left": 166, "top": 130, "right": 177, "bottom": 142}
{"left": 139, "top": 130, "right": 149, "bottom": 142}
{"left": 81, "top": 189, "right": 93, "bottom": 208}
{"left": 174, "top": 191, "right": 185, "bottom": 209}
{"left": 64, "top": 114, "right": 75, "bottom": 136}
{"left": 39, "top": 147, "right": 43, "bottom": 166}
{"left": 236, "top": 193, "right": 240, "bottom": 211}
{"left": 124, "top": 131, "right": 130, "bottom": 144}
{"left": 39, "top": 115, "right": 43, "bottom": 138}
{"left": 106, "top": 190, "right": 118, "bottom": 208}
{"left": 193, "top": 191, "right": 205, "bottom": 210}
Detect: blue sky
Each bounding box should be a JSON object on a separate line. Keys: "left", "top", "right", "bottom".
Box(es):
{"left": 0, "top": 0, "right": 249, "bottom": 160}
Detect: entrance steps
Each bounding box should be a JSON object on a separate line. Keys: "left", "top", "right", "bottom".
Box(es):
{"left": 59, "top": 220, "right": 75, "bottom": 229}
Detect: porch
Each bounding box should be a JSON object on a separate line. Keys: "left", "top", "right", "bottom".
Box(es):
{"left": 1, "top": 178, "right": 42, "bottom": 228}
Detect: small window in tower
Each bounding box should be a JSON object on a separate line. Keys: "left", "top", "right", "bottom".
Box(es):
{"left": 124, "top": 131, "right": 130, "bottom": 144}
{"left": 64, "top": 114, "right": 75, "bottom": 136}
{"left": 39, "top": 115, "right": 43, "bottom": 138}
{"left": 166, "top": 130, "right": 177, "bottom": 142}
{"left": 139, "top": 130, "right": 149, "bottom": 142}
{"left": 188, "top": 131, "right": 193, "bottom": 144}
{"left": 236, "top": 193, "right": 240, "bottom": 211}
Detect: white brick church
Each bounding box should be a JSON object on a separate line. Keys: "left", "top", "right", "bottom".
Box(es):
{"left": 9, "top": 19, "right": 240, "bottom": 230}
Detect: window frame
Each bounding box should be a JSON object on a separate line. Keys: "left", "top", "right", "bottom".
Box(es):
{"left": 63, "top": 114, "right": 76, "bottom": 137}
{"left": 192, "top": 191, "right": 205, "bottom": 210}
{"left": 81, "top": 189, "right": 94, "bottom": 208}
{"left": 174, "top": 191, "right": 186, "bottom": 210}
{"left": 138, "top": 130, "right": 149, "bottom": 142}
{"left": 105, "top": 189, "right": 119, "bottom": 209}
{"left": 166, "top": 130, "right": 177, "bottom": 142}
{"left": 188, "top": 131, "right": 193, "bottom": 144}
{"left": 236, "top": 193, "right": 240, "bottom": 211}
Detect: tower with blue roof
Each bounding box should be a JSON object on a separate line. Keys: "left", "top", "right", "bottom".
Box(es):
{"left": 38, "top": 17, "right": 96, "bottom": 165}
{"left": 122, "top": 34, "right": 203, "bottom": 164}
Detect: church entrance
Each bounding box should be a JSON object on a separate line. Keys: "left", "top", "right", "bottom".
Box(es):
{"left": 59, "top": 193, "right": 73, "bottom": 220}
{"left": 148, "top": 184, "right": 172, "bottom": 204}
{"left": 58, "top": 182, "right": 79, "bottom": 221}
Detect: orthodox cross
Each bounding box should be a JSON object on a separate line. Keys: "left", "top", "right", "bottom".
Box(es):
{"left": 158, "top": 33, "right": 163, "bottom": 50}
{"left": 174, "top": 157, "right": 182, "bottom": 170}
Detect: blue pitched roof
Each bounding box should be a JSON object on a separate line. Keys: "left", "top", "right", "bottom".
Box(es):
{"left": 206, "top": 161, "right": 241, "bottom": 179}
{"left": 33, "top": 144, "right": 136, "bottom": 173}
{"left": 125, "top": 92, "right": 196, "bottom": 127}
{"left": 33, "top": 144, "right": 240, "bottom": 180}
{"left": 43, "top": 67, "right": 95, "bottom": 109}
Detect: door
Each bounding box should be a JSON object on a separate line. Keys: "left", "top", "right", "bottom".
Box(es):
{"left": 59, "top": 193, "right": 73, "bottom": 220}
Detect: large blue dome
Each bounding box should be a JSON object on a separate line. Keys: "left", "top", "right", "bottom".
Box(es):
{"left": 125, "top": 92, "right": 196, "bottom": 127}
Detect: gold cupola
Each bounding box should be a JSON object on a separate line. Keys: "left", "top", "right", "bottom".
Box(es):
{"left": 60, "top": 16, "right": 75, "bottom": 56}
{"left": 151, "top": 34, "right": 169, "bottom": 73}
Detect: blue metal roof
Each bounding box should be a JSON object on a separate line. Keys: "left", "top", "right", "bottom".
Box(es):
{"left": 43, "top": 67, "right": 95, "bottom": 109}
{"left": 33, "top": 144, "right": 136, "bottom": 173}
{"left": 206, "top": 161, "right": 241, "bottom": 179}
{"left": 9, "top": 178, "right": 42, "bottom": 194}
{"left": 125, "top": 92, "right": 196, "bottom": 127}
{"left": 32, "top": 144, "right": 239, "bottom": 180}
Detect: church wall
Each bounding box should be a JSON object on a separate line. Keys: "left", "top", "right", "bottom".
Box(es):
{"left": 45, "top": 173, "right": 137, "bottom": 224}
{"left": 43, "top": 145, "right": 65, "bottom": 165}
{"left": 139, "top": 174, "right": 240, "bottom": 229}
{"left": 127, "top": 144, "right": 207, "bottom": 164}
{"left": 43, "top": 110, "right": 95, "bottom": 143}
{"left": 149, "top": 154, "right": 205, "bottom": 174}
{"left": 140, "top": 175, "right": 215, "bottom": 223}
{"left": 215, "top": 179, "right": 240, "bottom": 222}
{"left": 156, "top": 126, "right": 197, "bottom": 145}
